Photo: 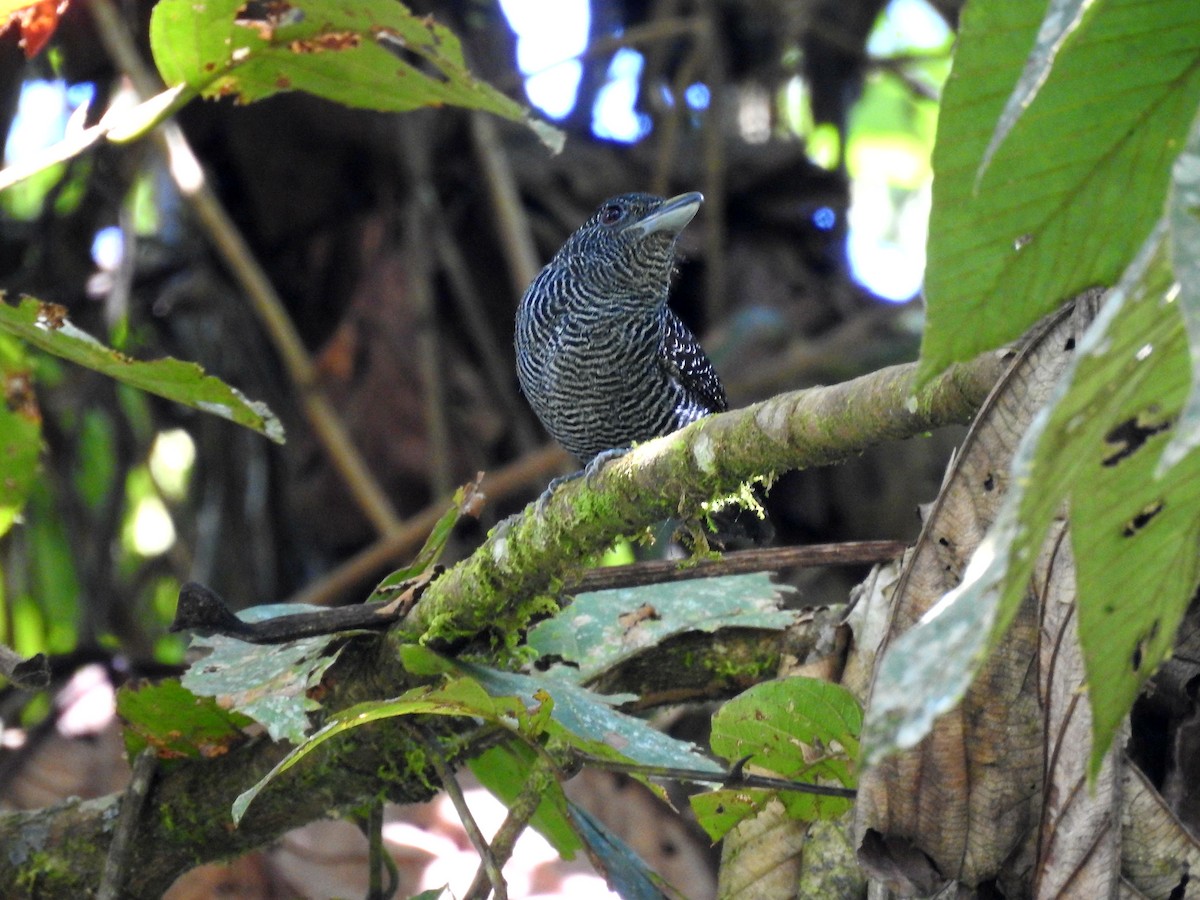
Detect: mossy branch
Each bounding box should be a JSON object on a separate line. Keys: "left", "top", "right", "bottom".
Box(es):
{"left": 0, "top": 354, "right": 1004, "bottom": 897}
{"left": 403, "top": 353, "right": 1008, "bottom": 645}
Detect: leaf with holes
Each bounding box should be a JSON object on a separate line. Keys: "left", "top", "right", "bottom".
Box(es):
{"left": 182, "top": 604, "right": 344, "bottom": 744}
{"left": 527, "top": 574, "right": 796, "bottom": 683}
{"left": 865, "top": 217, "right": 1200, "bottom": 777}
{"left": 692, "top": 678, "right": 859, "bottom": 840}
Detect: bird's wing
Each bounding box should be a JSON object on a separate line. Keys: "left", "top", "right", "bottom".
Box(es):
{"left": 659, "top": 309, "right": 728, "bottom": 414}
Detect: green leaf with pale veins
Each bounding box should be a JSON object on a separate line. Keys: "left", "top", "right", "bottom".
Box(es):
{"left": 183, "top": 604, "right": 344, "bottom": 744}
{"left": 920, "top": 0, "right": 1200, "bottom": 383}
{"left": 0, "top": 295, "right": 283, "bottom": 442}
{"left": 527, "top": 573, "right": 795, "bottom": 682}
{"left": 148, "top": 0, "right": 562, "bottom": 151}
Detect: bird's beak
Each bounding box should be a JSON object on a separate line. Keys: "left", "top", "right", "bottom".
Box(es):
{"left": 625, "top": 192, "right": 704, "bottom": 238}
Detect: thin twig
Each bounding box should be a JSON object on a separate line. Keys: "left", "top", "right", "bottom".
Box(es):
{"left": 97, "top": 749, "right": 158, "bottom": 900}
{"left": 423, "top": 733, "right": 507, "bottom": 900}
{"left": 575, "top": 753, "right": 857, "bottom": 799}
{"left": 871, "top": 55, "right": 942, "bottom": 102}
{"left": 574, "top": 540, "right": 908, "bottom": 593}
{"left": 87, "top": 0, "right": 403, "bottom": 536}
{"left": 431, "top": 210, "right": 541, "bottom": 451}
{"left": 650, "top": 19, "right": 704, "bottom": 197}
{"left": 700, "top": 7, "right": 729, "bottom": 320}
{"left": 470, "top": 112, "right": 540, "bottom": 301}
{"left": 503, "top": 17, "right": 703, "bottom": 91}
{"left": 363, "top": 801, "right": 398, "bottom": 900}
{"left": 403, "top": 168, "right": 455, "bottom": 498}
{"left": 284, "top": 444, "right": 568, "bottom": 608}
{"left": 464, "top": 757, "right": 555, "bottom": 899}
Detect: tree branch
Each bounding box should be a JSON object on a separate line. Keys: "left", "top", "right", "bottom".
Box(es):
{"left": 0, "top": 353, "right": 1004, "bottom": 896}
{"left": 401, "top": 353, "right": 1006, "bottom": 645}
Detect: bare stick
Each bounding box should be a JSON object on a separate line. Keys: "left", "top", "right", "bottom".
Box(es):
{"left": 88, "top": 0, "right": 403, "bottom": 536}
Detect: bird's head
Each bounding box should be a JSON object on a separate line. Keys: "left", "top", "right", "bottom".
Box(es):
{"left": 554, "top": 191, "right": 703, "bottom": 301}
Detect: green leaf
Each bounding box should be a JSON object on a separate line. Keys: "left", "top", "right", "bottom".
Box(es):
{"left": 182, "top": 604, "right": 345, "bottom": 744}
{"left": 232, "top": 677, "right": 532, "bottom": 824}
{"left": 118, "top": 679, "right": 252, "bottom": 760}
{"left": 0, "top": 296, "right": 284, "bottom": 443}
{"left": 148, "top": 0, "right": 562, "bottom": 151}
{"left": 455, "top": 659, "right": 722, "bottom": 775}
{"left": 977, "top": 0, "right": 1094, "bottom": 180}
{"left": 692, "top": 678, "right": 859, "bottom": 840}
{"left": 367, "top": 480, "right": 478, "bottom": 601}
{"left": 0, "top": 333, "right": 40, "bottom": 538}
{"left": 920, "top": 0, "right": 1200, "bottom": 382}
{"left": 864, "top": 220, "right": 1199, "bottom": 776}
{"left": 527, "top": 574, "right": 795, "bottom": 682}
{"left": 468, "top": 742, "right": 582, "bottom": 858}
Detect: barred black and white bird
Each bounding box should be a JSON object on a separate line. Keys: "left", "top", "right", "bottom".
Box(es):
{"left": 515, "top": 191, "right": 769, "bottom": 544}
{"left": 516, "top": 191, "right": 723, "bottom": 464}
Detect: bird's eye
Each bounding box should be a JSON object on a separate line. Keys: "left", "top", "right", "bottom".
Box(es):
{"left": 599, "top": 204, "right": 624, "bottom": 226}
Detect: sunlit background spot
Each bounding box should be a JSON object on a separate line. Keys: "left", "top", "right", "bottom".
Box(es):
{"left": 499, "top": 0, "right": 950, "bottom": 303}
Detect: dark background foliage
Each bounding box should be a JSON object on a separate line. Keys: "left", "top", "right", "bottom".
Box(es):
{"left": 0, "top": 0, "right": 957, "bottom": 643}
{"left": 0, "top": 0, "right": 957, "bottom": 891}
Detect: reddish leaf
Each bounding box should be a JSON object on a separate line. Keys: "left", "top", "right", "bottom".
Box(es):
{"left": 1, "top": 0, "right": 68, "bottom": 58}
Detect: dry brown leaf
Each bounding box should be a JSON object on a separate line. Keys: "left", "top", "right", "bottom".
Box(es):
{"left": 855, "top": 297, "right": 1100, "bottom": 890}
{"left": 1032, "top": 523, "right": 1123, "bottom": 898}
{"left": 1121, "top": 765, "right": 1200, "bottom": 897}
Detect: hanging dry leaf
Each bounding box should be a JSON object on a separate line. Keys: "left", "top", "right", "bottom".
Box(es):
{"left": 1032, "top": 523, "right": 1123, "bottom": 897}
{"left": 855, "top": 297, "right": 1100, "bottom": 890}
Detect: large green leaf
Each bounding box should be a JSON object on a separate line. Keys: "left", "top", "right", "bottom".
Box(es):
{"left": 920, "top": 0, "right": 1200, "bottom": 382}
{"left": 0, "top": 296, "right": 283, "bottom": 442}
{"left": 149, "top": 0, "right": 561, "bottom": 150}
